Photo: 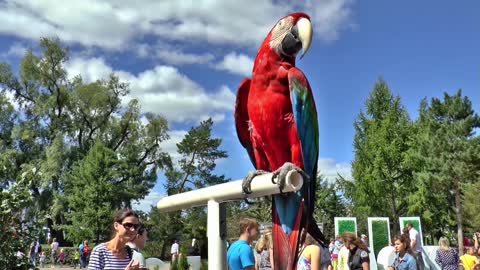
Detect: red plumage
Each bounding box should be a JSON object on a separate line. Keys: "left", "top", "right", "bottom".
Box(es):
{"left": 235, "top": 13, "right": 319, "bottom": 270}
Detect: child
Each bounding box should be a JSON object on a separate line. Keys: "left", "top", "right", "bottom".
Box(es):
{"left": 39, "top": 252, "right": 46, "bottom": 268}
{"left": 73, "top": 250, "right": 80, "bottom": 269}
{"left": 59, "top": 248, "right": 66, "bottom": 266}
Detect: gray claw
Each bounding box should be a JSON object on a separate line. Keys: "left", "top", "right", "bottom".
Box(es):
{"left": 272, "top": 162, "right": 309, "bottom": 193}
{"left": 242, "top": 170, "right": 268, "bottom": 195}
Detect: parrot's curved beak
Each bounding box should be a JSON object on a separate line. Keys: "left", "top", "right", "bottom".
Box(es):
{"left": 281, "top": 17, "right": 313, "bottom": 59}
{"left": 297, "top": 17, "right": 313, "bottom": 59}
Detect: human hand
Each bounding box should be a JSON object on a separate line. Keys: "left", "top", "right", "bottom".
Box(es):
{"left": 125, "top": 260, "right": 140, "bottom": 270}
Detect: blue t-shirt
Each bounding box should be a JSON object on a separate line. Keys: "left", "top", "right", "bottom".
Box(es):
{"left": 333, "top": 240, "right": 343, "bottom": 255}
{"left": 227, "top": 240, "right": 255, "bottom": 270}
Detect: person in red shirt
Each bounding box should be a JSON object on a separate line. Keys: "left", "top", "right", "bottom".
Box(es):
{"left": 79, "top": 240, "right": 90, "bottom": 268}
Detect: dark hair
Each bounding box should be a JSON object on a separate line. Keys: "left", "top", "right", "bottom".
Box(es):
{"left": 304, "top": 233, "right": 318, "bottom": 246}
{"left": 137, "top": 225, "right": 145, "bottom": 236}
{"left": 393, "top": 235, "right": 413, "bottom": 255}
{"left": 407, "top": 223, "right": 414, "bottom": 228}
{"left": 342, "top": 232, "right": 370, "bottom": 253}
{"left": 114, "top": 209, "right": 139, "bottom": 223}
{"left": 239, "top": 218, "right": 259, "bottom": 235}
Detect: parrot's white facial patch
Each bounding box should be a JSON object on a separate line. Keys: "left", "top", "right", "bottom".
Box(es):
{"left": 269, "top": 16, "right": 294, "bottom": 53}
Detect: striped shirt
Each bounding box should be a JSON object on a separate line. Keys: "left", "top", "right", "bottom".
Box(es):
{"left": 88, "top": 243, "right": 132, "bottom": 270}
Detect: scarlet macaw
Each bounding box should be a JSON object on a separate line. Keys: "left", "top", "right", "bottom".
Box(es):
{"left": 235, "top": 13, "right": 326, "bottom": 269}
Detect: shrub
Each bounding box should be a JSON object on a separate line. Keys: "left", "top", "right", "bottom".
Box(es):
{"left": 175, "top": 246, "right": 190, "bottom": 270}
{"left": 171, "top": 257, "right": 179, "bottom": 270}
{"left": 178, "top": 254, "right": 189, "bottom": 270}
{"left": 200, "top": 260, "right": 208, "bottom": 270}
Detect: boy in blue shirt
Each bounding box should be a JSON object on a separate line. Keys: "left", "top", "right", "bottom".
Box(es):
{"left": 227, "top": 218, "right": 260, "bottom": 270}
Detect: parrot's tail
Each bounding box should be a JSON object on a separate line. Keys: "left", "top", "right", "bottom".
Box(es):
{"left": 272, "top": 199, "right": 304, "bottom": 270}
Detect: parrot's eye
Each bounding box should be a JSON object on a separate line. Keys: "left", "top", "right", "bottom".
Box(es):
{"left": 291, "top": 29, "right": 298, "bottom": 39}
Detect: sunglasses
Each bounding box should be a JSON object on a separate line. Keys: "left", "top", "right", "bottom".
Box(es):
{"left": 121, "top": 222, "right": 140, "bottom": 231}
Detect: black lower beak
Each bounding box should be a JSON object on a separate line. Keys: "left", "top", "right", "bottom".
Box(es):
{"left": 281, "top": 25, "right": 302, "bottom": 57}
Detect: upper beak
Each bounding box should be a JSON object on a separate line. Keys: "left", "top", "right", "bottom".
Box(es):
{"left": 297, "top": 17, "right": 313, "bottom": 58}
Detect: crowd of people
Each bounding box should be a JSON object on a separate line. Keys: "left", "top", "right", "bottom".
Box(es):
{"left": 434, "top": 233, "right": 480, "bottom": 270}
{"left": 225, "top": 219, "right": 480, "bottom": 270}
{"left": 25, "top": 209, "right": 149, "bottom": 270}
{"left": 22, "top": 210, "right": 480, "bottom": 270}
{"left": 226, "top": 217, "right": 372, "bottom": 270}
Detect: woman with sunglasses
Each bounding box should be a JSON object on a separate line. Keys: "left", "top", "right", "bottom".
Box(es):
{"left": 88, "top": 209, "right": 141, "bottom": 270}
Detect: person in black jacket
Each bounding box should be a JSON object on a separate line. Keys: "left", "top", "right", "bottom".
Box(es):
{"left": 341, "top": 232, "right": 370, "bottom": 270}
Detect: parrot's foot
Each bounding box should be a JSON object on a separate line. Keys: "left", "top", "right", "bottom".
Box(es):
{"left": 271, "top": 162, "right": 309, "bottom": 193}
{"left": 242, "top": 170, "right": 269, "bottom": 195}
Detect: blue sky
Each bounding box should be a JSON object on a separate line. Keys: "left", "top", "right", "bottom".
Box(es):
{"left": 0, "top": 0, "right": 478, "bottom": 211}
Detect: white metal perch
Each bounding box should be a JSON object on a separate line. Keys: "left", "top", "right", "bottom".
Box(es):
{"left": 156, "top": 169, "right": 305, "bottom": 270}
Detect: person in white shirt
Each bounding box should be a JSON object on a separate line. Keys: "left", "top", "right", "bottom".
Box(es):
{"left": 407, "top": 223, "right": 424, "bottom": 270}
{"left": 51, "top": 238, "right": 59, "bottom": 266}
{"left": 127, "top": 225, "right": 148, "bottom": 270}
{"left": 171, "top": 239, "right": 180, "bottom": 263}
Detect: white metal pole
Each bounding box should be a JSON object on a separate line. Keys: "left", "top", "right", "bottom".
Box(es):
{"left": 207, "top": 200, "right": 225, "bottom": 270}
{"left": 157, "top": 170, "right": 304, "bottom": 212}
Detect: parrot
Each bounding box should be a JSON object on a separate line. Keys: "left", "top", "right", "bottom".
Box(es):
{"left": 235, "top": 13, "right": 326, "bottom": 269}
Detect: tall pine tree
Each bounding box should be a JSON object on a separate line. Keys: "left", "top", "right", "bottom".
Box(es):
{"left": 61, "top": 141, "right": 119, "bottom": 244}
{"left": 408, "top": 90, "right": 480, "bottom": 253}
{"left": 342, "top": 78, "right": 414, "bottom": 234}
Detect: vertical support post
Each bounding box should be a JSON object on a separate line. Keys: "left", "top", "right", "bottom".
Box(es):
{"left": 208, "top": 200, "right": 226, "bottom": 269}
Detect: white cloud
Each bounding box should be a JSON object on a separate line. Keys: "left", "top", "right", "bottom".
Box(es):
{"left": 2, "top": 43, "right": 28, "bottom": 58}
{"left": 135, "top": 43, "right": 215, "bottom": 65}
{"left": 156, "top": 50, "right": 215, "bottom": 65}
{"left": 317, "top": 158, "right": 352, "bottom": 183}
{"left": 303, "top": 0, "right": 356, "bottom": 41}
{"left": 0, "top": 0, "right": 355, "bottom": 50}
{"left": 65, "top": 57, "right": 114, "bottom": 82}
{"left": 0, "top": 87, "right": 20, "bottom": 111}
{"left": 215, "top": 52, "right": 254, "bottom": 77}
{"left": 132, "top": 190, "right": 164, "bottom": 213}
{"left": 65, "top": 57, "right": 236, "bottom": 124}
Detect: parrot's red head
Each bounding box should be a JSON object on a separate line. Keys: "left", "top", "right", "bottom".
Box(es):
{"left": 263, "top": 12, "right": 313, "bottom": 60}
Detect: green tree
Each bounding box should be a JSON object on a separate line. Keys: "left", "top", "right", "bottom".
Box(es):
{"left": 147, "top": 118, "right": 228, "bottom": 259}
{"left": 0, "top": 37, "right": 171, "bottom": 244}
{"left": 315, "top": 176, "right": 347, "bottom": 239}
{"left": 462, "top": 177, "right": 480, "bottom": 234}
{"left": 0, "top": 91, "right": 18, "bottom": 189}
{"left": 60, "top": 141, "right": 119, "bottom": 244}
{"left": 407, "top": 90, "right": 480, "bottom": 253}
{"left": 0, "top": 178, "right": 37, "bottom": 270}
{"left": 168, "top": 118, "right": 228, "bottom": 194}
{"left": 145, "top": 208, "right": 183, "bottom": 259}
{"left": 341, "top": 78, "right": 414, "bottom": 234}
{"left": 226, "top": 202, "right": 246, "bottom": 240}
